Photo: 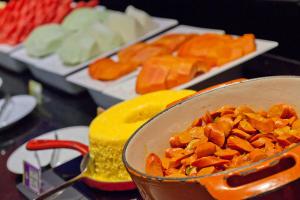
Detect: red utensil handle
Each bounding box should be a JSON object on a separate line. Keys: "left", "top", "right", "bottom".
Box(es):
{"left": 198, "top": 144, "right": 300, "bottom": 200}
{"left": 167, "top": 78, "right": 247, "bottom": 108}
{"left": 26, "top": 139, "right": 89, "bottom": 155}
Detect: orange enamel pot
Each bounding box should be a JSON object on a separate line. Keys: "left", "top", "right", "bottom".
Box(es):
{"left": 123, "top": 76, "right": 300, "bottom": 200}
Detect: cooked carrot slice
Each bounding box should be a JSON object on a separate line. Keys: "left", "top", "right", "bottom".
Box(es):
{"left": 292, "top": 119, "right": 300, "bottom": 130}
{"left": 217, "top": 105, "right": 236, "bottom": 114}
{"left": 169, "top": 151, "right": 194, "bottom": 168}
{"left": 118, "top": 43, "right": 148, "bottom": 64}
{"left": 165, "top": 168, "right": 180, "bottom": 176}
{"left": 227, "top": 136, "right": 254, "bottom": 152}
{"left": 215, "top": 116, "right": 233, "bottom": 137}
{"left": 215, "top": 148, "right": 240, "bottom": 160}
{"left": 191, "top": 118, "right": 203, "bottom": 127}
{"left": 230, "top": 154, "right": 251, "bottom": 168}
{"left": 161, "top": 157, "right": 171, "bottom": 169}
{"left": 136, "top": 60, "right": 169, "bottom": 94}
{"left": 231, "top": 128, "right": 251, "bottom": 140}
{"left": 187, "top": 127, "right": 207, "bottom": 140}
{"left": 234, "top": 105, "right": 254, "bottom": 116}
{"left": 165, "top": 57, "right": 199, "bottom": 89}
{"left": 289, "top": 116, "right": 297, "bottom": 125}
{"left": 145, "top": 153, "right": 164, "bottom": 176}
{"left": 273, "top": 126, "right": 291, "bottom": 137}
{"left": 130, "top": 45, "right": 170, "bottom": 66}
{"left": 202, "top": 111, "right": 213, "bottom": 124}
{"left": 191, "top": 156, "right": 229, "bottom": 168}
{"left": 88, "top": 58, "right": 137, "bottom": 81}
{"left": 233, "top": 115, "right": 243, "bottom": 127}
{"left": 268, "top": 104, "right": 297, "bottom": 119}
{"left": 195, "top": 142, "right": 216, "bottom": 158}
{"left": 238, "top": 120, "right": 257, "bottom": 134}
{"left": 251, "top": 137, "right": 273, "bottom": 148}
{"left": 197, "top": 166, "right": 216, "bottom": 176}
{"left": 169, "top": 135, "right": 186, "bottom": 148}
{"left": 178, "top": 131, "right": 193, "bottom": 144}
{"left": 249, "top": 149, "right": 267, "bottom": 162}
{"left": 277, "top": 135, "right": 292, "bottom": 147}
{"left": 136, "top": 55, "right": 201, "bottom": 93}
{"left": 181, "top": 154, "right": 197, "bottom": 166}
{"left": 245, "top": 113, "right": 275, "bottom": 133}
{"left": 177, "top": 33, "right": 249, "bottom": 66}
{"left": 249, "top": 133, "right": 277, "bottom": 143}
{"left": 186, "top": 139, "right": 203, "bottom": 150}
{"left": 165, "top": 148, "right": 185, "bottom": 158}
{"left": 204, "top": 123, "right": 225, "bottom": 147}
{"left": 151, "top": 33, "right": 195, "bottom": 52}
{"left": 285, "top": 133, "right": 300, "bottom": 143}
{"left": 233, "top": 34, "right": 256, "bottom": 55}
{"left": 273, "top": 118, "right": 290, "bottom": 129}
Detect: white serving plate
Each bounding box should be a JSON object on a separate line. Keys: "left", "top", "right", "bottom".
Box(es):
{"left": 66, "top": 25, "right": 225, "bottom": 106}
{"left": 102, "top": 36, "right": 278, "bottom": 100}
{"left": 0, "top": 44, "right": 26, "bottom": 73}
{"left": 7, "top": 126, "right": 89, "bottom": 174}
{"left": 0, "top": 95, "right": 37, "bottom": 130}
{"left": 11, "top": 16, "right": 178, "bottom": 94}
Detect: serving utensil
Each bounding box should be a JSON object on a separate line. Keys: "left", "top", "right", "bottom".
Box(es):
{"left": 0, "top": 94, "right": 11, "bottom": 123}
{"left": 34, "top": 154, "right": 90, "bottom": 200}
{"left": 26, "top": 139, "right": 136, "bottom": 199}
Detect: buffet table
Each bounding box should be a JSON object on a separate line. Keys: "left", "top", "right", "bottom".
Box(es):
{"left": 1, "top": 52, "right": 300, "bottom": 199}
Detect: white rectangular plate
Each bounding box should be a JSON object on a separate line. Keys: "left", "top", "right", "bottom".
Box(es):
{"left": 11, "top": 16, "right": 178, "bottom": 76}
{"left": 67, "top": 25, "right": 225, "bottom": 91}
{"left": 102, "top": 37, "right": 278, "bottom": 100}
{"left": 0, "top": 44, "right": 21, "bottom": 54}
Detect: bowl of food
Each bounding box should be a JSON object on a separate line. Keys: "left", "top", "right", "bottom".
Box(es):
{"left": 123, "top": 76, "right": 300, "bottom": 200}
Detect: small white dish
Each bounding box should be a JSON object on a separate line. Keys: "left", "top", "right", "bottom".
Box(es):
{"left": 0, "top": 95, "right": 37, "bottom": 130}
{"left": 7, "top": 126, "right": 89, "bottom": 174}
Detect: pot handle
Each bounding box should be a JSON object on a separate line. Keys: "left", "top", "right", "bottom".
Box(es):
{"left": 167, "top": 78, "right": 247, "bottom": 108}
{"left": 199, "top": 145, "right": 300, "bottom": 200}
{"left": 26, "top": 139, "right": 89, "bottom": 155}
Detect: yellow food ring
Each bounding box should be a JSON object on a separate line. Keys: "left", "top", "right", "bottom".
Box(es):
{"left": 88, "top": 89, "right": 195, "bottom": 181}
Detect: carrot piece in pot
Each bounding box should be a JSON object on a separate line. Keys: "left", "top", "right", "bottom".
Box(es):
{"left": 268, "top": 104, "right": 297, "bottom": 119}
{"left": 165, "top": 148, "right": 185, "bottom": 158}
{"left": 227, "top": 136, "right": 254, "bottom": 153}
{"left": 292, "top": 119, "right": 300, "bottom": 130}
{"left": 204, "top": 123, "right": 225, "bottom": 147}
{"left": 215, "top": 116, "right": 234, "bottom": 137}
{"left": 145, "top": 153, "right": 164, "bottom": 176}
{"left": 195, "top": 142, "right": 217, "bottom": 158}
{"left": 187, "top": 127, "right": 207, "bottom": 141}
{"left": 234, "top": 105, "right": 254, "bottom": 116}
{"left": 191, "top": 156, "right": 230, "bottom": 168}
{"left": 231, "top": 128, "right": 251, "bottom": 140}
{"left": 215, "top": 148, "right": 240, "bottom": 160}
{"left": 197, "top": 166, "right": 216, "bottom": 176}
{"left": 249, "top": 149, "right": 268, "bottom": 162}
{"left": 202, "top": 111, "right": 213, "bottom": 124}
{"left": 245, "top": 113, "right": 275, "bottom": 133}
{"left": 238, "top": 120, "right": 257, "bottom": 134}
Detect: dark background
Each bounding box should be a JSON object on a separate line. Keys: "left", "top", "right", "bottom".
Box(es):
{"left": 101, "top": 0, "right": 300, "bottom": 61}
